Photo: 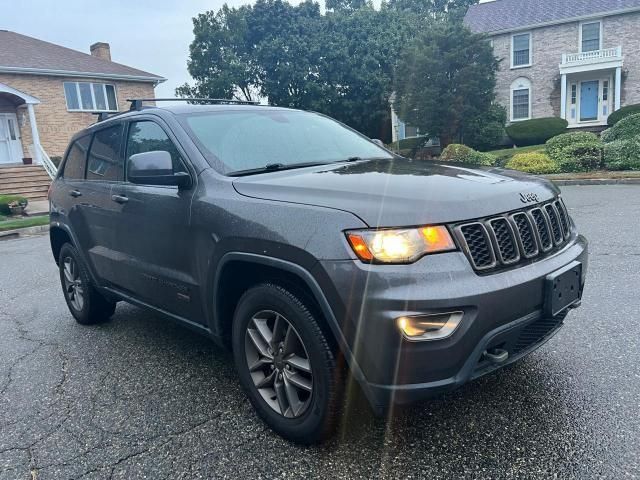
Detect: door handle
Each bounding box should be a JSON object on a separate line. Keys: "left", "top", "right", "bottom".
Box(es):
{"left": 69, "top": 190, "right": 82, "bottom": 198}
{"left": 111, "top": 194, "right": 129, "bottom": 204}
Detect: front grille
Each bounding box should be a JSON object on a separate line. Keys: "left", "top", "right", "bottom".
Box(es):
{"left": 512, "top": 315, "right": 565, "bottom": 355}
{"left": 459, "top": 223, "right": 495, "bottom": 269}
{"left": 456, "top": 198, "right": 573, "bottom": 273}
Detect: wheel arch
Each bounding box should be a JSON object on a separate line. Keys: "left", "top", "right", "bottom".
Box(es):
{"left": 211, "top": 253, "right": 372, "bottom": 399}
{"left": 50, "top": 225, "right": 74, "bottom": 265}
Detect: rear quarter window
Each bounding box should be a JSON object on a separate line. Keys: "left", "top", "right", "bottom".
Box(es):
{"left": 62, "top": 135, "right": 91, "bottom": 180}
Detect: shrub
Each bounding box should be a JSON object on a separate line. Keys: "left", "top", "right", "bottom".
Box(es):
{"left": 463, "top": 104, "right": 507, "bottom": 152}
{"left": 603, "top": 138, "right": 640, "bottom": 170}
{"left": 601, "top": 113, "right": 640, "bottom": 143}
{"left": 506, "top": 117, "right": 568, "bottom": 146}
{"left": 607, "top": 104, "right": 640, "bottom": 126}
{"left": 555, "top": 142, "right": 603, "bottom": 172}
{"left": 505, "top": 152, "right": 559, "bottom": 174}
{"left": 546, "top": 132, "right": 600, "bottom": 160}
{"left": 440, "top": 144, "right": 496, "bottom": 166}
{"left": 0, "top": 195, "right": 28, "bottom": 215}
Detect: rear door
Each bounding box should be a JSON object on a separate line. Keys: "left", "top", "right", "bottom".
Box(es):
{"left": 109, "top": 118, "right": 201, "bottom": 321}
{"left": 79, "top": 123, "right": 126, "bottom": 286}
{"left": 51, "top": 135, "right": 91, "bottom": 246}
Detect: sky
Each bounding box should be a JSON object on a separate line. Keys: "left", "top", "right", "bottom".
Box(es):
{"left": 1, "top": 0, "right": 493, "bottom": 99}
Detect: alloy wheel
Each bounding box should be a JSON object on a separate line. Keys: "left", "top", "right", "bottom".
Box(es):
{"left": 244, "top": 310, "right": 313, "bottom": 418}
{"left": 62, "top": 257, "right": 84, "bottom": 312}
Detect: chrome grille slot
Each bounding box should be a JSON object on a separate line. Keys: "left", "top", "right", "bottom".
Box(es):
{"left": 487, "top": 218, "right": 519, "bottom": 264}
{"left": 511, "top": 212, "right": 538, "bottom": 258}
{"left": 544, "top": 204, "right": 563, "bottom": 245}
{"left": 554, "top": 200, "right": 570, "bottom": 238}
{"left": 458, "top": 223, "right": 495, "bottom": 270}
{"left": 530, "top": 208, "right": 553, "bottom": 252}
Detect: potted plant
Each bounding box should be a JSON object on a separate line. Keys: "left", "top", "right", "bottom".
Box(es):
{"left": 22, "top": 157, "right": 33, "bottom": 165}
{"left": 8, "top": 198, "right": 28, "bottom": 216}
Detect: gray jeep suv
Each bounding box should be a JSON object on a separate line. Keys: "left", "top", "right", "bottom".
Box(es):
{"left": 49, "top": 100, "right": 588, "bottom": 444}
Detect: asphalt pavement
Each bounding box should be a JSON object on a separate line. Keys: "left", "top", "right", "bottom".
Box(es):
{"left": 1, "top": 185, "right": 639, "bottom": 479}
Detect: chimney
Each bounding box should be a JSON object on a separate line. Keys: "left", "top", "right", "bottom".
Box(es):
{"left": 90, "top": 42, "right": 111, "bottom": 61}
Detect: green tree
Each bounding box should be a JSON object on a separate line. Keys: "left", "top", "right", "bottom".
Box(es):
{"left": 176, "top": 5, "right": 258, "bottom": 101}
{"left": 463, "top": 104, "right": 507, "bottom": 151}
{"left": 394, "top": 18, "right": 498, "bottom": 147}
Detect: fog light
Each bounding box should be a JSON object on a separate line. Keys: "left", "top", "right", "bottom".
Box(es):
{"left": 396, "top": 312, "right": 463, "bottom": 341}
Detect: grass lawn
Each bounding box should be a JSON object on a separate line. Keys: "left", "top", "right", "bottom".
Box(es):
{"left": 0, "top": 215, "right": 49, "bottom": 232}
{"left": 488, "top": 144, "right": 546, "bottom": 166}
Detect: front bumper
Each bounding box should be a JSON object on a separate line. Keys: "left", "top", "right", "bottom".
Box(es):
{"left": 315, "top": 234, "right": 588, "bottom": 411}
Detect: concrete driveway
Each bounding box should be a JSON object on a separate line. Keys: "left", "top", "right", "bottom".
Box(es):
{"left": 1, "top": 185, "right": 639, "bottom": 479}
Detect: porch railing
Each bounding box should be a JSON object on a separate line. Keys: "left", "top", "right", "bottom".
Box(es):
{"left": 28, "top": 143, "right": 58, "bottom": 179}
{"left": 562, "top": 46, "right": 622, "bottom": 65}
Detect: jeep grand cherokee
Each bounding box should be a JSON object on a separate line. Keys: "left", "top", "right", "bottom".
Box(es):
{"left": 49, "top": 100, "right": 588, "bottom": 444}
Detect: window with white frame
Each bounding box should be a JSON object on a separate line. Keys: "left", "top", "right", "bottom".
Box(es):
{"left": 581, "top": 21, "right": 601, "bottom": 52}
{"left": 63, "top": 82, "right": 118, "bottom": 112}
{"left": 512, "top": 33, "right": 531, "bottom": 67}
{"left": 510, "top": 78, "right": 531, "bottom": 121}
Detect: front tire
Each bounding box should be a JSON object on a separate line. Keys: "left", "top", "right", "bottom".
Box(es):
{"left": 58, "top": 243, "right": 116, "bottom": 325}
{"left": 232, "top": 283, "right": 342, "bottom": 444}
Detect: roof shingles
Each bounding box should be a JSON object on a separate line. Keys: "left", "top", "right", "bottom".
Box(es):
{"left": 0, "top": 30, "right": 164, "bottom": 81}
{"left": 465, "top": 0, "right": 640, "bottom": 34}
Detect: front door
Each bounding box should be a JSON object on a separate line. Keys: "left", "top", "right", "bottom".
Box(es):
{"left": 580, "top": 81, "right": 599, "bottom": 122}
{"left": 110, "top": 118, "right": 201, "bottom": 322}
{"left": 0, "top": 113, "right": 23, "bottom": 164}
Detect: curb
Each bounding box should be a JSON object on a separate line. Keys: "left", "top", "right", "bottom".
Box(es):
{"left": 0, "top": 224, "right": 49, "bottom": 240}
{"left": 545, "top": 178, "right": 640, "bottom": 186}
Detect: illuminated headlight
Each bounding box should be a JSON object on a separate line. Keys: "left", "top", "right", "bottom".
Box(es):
{"left": 346, "top": 226, "right": 456, "bottom": 264}
{"left": 396, "top": 312, "right": 464, "bottom": 341}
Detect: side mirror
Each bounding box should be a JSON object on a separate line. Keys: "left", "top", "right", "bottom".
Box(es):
{"left": 371, "top": 139, "right": 385, "bottom": 147}
{"left": 127, "top": 151, "right": 190, "bottom": 187}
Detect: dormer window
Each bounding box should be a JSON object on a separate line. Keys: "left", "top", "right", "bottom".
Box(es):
{"left": 511, "top": 33, "right": 531, "bottom": 68}
{"left": 580, "top": 21, "right": 602, "bottom": 52}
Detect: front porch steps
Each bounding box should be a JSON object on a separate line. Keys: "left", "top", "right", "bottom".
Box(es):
{"left": 0, "top": 165, "right": 51, "bottom": 201}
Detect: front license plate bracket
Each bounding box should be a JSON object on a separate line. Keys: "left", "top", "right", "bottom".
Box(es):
{"left": 544, "top": 261, "right": 582, "bottom": 317}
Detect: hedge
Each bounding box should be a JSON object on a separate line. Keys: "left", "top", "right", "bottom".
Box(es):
{"left": 601, "top": 113, "right": 640, "bottom": 143}
{"left": 0, "top": 194, "right": 28, "bottom": 215}
{"left": 506, "top": 117, "right": 568, "bottom": 146}
{"left": 440, "top": 144, "right": 496, "bottom": 166}
{"left": 505, "top": 152, "right": 559, "bottom": 174}
{"left": 546, "top": 132, "right": 600, "bottom": 160}
{"left": 607, "top": 104, "right": 640, "bottom": 126}
{"left": 555, "top": 143, "right": 603, "bottom": 172}
{"left": 603, "top": 138, "right": 640, "bottom": 170}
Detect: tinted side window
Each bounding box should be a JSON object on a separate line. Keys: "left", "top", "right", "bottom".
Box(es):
{"left": 126, "top": 121, "right": 186, "bottom": 174}
{"left": 63, "top": 136, "right": 90, "bottom": 180}
{"left": 87, "top": 125, "right": 124, "bottom": 181}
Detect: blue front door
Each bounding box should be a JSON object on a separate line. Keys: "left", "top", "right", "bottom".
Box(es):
{"left": 580, "top": 81, "right": 599, "bottom": 121}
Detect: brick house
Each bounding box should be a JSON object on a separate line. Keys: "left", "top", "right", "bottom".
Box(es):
{"left": 0, "top": 30, "right": 164, "bottom": 199}
{"left": 464, "top": 0, "right": 640, "bottom": 128}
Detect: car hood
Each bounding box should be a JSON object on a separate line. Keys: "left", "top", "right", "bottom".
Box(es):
{"left": 232, "top": 158, "right": 559, "bottom": 227}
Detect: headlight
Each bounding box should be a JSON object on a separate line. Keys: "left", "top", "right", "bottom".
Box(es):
{"left": 345, "top": 226, "right": 456, "bottom": 264}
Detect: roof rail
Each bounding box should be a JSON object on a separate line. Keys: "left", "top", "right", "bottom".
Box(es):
{"left": 126, "top": 98, "right": 260, "bottom": 111}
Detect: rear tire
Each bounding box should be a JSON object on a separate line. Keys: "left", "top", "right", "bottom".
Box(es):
{"left": 232, "top": 283, "right": 342, "bottom": 444}
{"left": 58, "top": 243, "right": 116, "bottom": 325}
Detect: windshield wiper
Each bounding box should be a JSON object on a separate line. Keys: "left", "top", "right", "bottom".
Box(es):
{"left": 228, "top": 161, "right": 327, "bottom": 177}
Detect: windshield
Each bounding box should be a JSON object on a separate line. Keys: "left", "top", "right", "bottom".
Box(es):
{"left": 181, "top": 109, "right": 393, "bottom": 175}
